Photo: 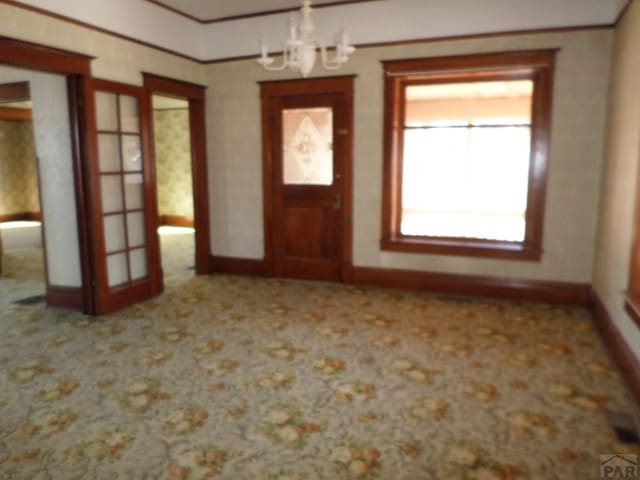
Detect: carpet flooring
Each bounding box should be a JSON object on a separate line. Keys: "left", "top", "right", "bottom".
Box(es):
{"left": 0, "top": 230, "right": 638, "bottom": 479}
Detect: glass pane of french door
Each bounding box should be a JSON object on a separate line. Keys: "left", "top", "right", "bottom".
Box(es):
{"left": 95, "top": 91, "right": 150, "bottom": 288}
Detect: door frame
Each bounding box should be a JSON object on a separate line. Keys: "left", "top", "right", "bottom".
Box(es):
{"left": 259, "top": 75, "right": 355, "bottom": 282}
{"left": 143, "top": 73, "right": 211, "bottom": 275}
{"left": 0, "top": 35, "right": 95, "bottom": 313}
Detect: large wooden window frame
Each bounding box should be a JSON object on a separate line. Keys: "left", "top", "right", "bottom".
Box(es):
{"left": 381, "top": 50, "right": 556, "bottom": 261}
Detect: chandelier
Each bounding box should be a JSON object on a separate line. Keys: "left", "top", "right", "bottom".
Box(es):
{"left": 257, "top": 0, "right": 356, "bottom": 78}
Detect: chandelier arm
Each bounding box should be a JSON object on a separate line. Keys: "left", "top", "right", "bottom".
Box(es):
{"left": 257, "top": 41, "right": 297, "bottom": 71}
{"left": 257, "top": 0, "right": 355, "bottom": 76}
{"left": 261, "top": 62, "right": 289, "bottom": 72}
{"left": 317, "top": 40, "right": 346, "bottom": 69}
{"left": 258, "top": 54, "right": 289, "bottom": 71}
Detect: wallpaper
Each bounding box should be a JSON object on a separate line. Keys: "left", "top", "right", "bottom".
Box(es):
{"left": 0, "top": 3, "right": 204, "bottom": 87}
{"left": 205, "top": 29, "right": 612, "bottom": 284}
{"left": 0, "top": 119, "right": 39, "bottom": 217}
{"left": 593, "top": 0, "right": 640, "bottom": 361}
{"left": 153, "top": 109, "right": 193, "bottom": 220}
{"left": 28, "top": 70, "right": 82, "bottom": 287}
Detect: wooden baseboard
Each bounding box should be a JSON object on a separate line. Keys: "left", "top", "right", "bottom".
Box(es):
{"left": 591, "top": 290, "right": 640, "bottom": 409}
{"left": 0, "top": 106, "right": 31, "bottom": 121}
{"left": 159, "top": 215, "right": 194, "bottom": 228}
{"left": 47, "top": 286, "right": 82, "bottom": 310}
{"left": 209, "top": 255, "right": 267, "bottom": 276}
{"left": 352, "top": 266, "right": 591, "bottom": 305}
{"left": 0, "top": 211, "right": 41, "bottom": 223}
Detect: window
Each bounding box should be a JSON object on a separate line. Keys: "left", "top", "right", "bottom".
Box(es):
{"left": 381, "top": 51, "right": 555, "bottom": 260}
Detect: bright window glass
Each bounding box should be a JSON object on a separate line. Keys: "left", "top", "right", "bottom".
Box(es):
{"left": 400, "top": 80, "right": 533, "bottom": 242}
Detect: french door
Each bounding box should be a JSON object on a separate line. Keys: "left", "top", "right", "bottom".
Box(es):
{"left": 261, "top": 76, "right": 354, "bottom": 282}
{"left": 89, "top": 79, "right": 162, "bottom": 314}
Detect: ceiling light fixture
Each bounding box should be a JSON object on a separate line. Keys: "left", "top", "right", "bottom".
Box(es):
{"left": 257, "top": 0, "right": 355, "bottom": 78}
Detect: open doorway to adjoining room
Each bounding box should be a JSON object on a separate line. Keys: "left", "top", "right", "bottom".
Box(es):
{"left": 151, "top": 94, "right": 196, "bottom": 286}
{"left": 0, "top": 65, "right": 88, "bottom": 308}
{"left": 0, "top": 77, "right": 43, "bottom": 302}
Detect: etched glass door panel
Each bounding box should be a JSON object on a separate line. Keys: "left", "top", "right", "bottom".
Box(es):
{"left": 282, "top": 108, "right": 333, "bottom": 185}
{"left": 95, "top": 89, "right": 149, "bottom": 288}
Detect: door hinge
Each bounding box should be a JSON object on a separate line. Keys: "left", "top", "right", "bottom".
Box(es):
{"left": 272, "top": 247, "right": 278, "bottom": 258}
{"left": 269, "top": 112, "right": 276, "bottom": 124}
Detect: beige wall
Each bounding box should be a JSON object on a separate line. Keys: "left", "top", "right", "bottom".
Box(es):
{"left": 4, "top": 3, "right": 637, "bottom": 371}
{"left": 153, "top": 109, "right": 193, "bottom": 219}
{"left": 0, "top": 2, "right": 204, "bottom": 287}
{"left": 593, "top": 0, "right": 640, "bottom": 362}
{"left": 0, "top": 119, "right": 39, "bottom": 216}
{"left": 0, "top": 3, "right": 203, "bottom": 86}
{"left": 206, "top": 29, "right": 612, "bottom": 284}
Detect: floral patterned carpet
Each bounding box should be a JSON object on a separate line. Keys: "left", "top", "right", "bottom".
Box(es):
{"left": 0, "top": 230, "right": 638, "bottom": 479}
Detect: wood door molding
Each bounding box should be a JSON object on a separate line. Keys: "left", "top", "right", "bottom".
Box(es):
{"left": 0, "top": 81, "right": 30, "bottom": 101}
{"left": 0, "top": 36, "right": 94, "bottom": 314}
{"left": 143, "top": 72, "right": 211, "bottom": 275}
{"left": 158, "top": 214, "right": 194, "bottom": 228}
{"left": 259, "top": 75, "right": 357, "bottom": 97}
{"left": 0, "top": 106, "right": 31, "bottom": 120}
{"left": 0, "top": 34, "right": 92, "bottom": 75}
{"left": 260, "top": 76, "right": 354, "bottom": 282}
{"left": 0, "top": 211, "right": 41, "bottom": 222}
{"left": 143, "top": 72, "right": 206, "bottom": 99}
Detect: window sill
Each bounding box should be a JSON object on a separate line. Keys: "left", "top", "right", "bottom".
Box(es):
{"left": 380, "top": 236, "right": 542, "bottom": 261}
{"left": 624, "top": 295, "right": 640, "bottom": 330}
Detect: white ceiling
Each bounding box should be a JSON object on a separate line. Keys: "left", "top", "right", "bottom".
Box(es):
{"left": 6, "top": 0, "right": 630, "bottom": 62}
{"left": 151, "top": 0, "right": 369, "bottom": 21}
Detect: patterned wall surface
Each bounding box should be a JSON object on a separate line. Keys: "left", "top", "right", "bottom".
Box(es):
{"left": 206, "top": 29, "right": 612, "bottom": 283}
{"left": 0, "top": 119, "right": 39, "bottom": 216}
{"left": 153, "top": 109, "right": 193, "bottom": 219}
{"left": 593, "top": 0, "right": 640, "bottom": 359}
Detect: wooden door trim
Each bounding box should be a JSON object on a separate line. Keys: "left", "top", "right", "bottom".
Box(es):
{"left": 142, "top": 72, "right": 211, "bottom": 275}
{"left": 0, "top": 36, "right": 94, "bottom": 313}
{"left": 0, "top": 35, "right": 93, "bottom": 75}
{"left": 260, "top": 75, "right": 355, "bottom": 282}
{"left": 0, "top": 81, "right": 30, "bottom": 101}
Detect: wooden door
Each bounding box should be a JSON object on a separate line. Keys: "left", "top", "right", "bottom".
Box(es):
{"left": 261, "top": 77, "right": 354, "bottom": 282}
{"left": 88, "top": 79, "right": 163, "bottom": 314}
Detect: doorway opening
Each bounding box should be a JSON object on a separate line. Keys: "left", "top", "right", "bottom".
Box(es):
{"left": 143, "top": 73, "right": 210, "bottom": 281}
{"left": 0, "top": 64, "right": 89, "bottom": 309}
{"left": 0, "top": 77, "right": 44, "bottom": 303}
{"left": 151, "top": 94, "right": 195, "bottom": 287}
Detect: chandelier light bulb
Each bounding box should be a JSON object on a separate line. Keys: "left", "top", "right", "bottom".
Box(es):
{"left": 257, "top": 0, "right": 356, "bottom": 78}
